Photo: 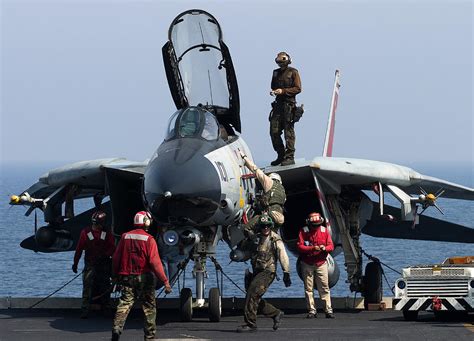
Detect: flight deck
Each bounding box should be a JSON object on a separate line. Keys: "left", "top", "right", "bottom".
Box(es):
{"left": 1, "top": 297, "right": 473, "bottom": 340}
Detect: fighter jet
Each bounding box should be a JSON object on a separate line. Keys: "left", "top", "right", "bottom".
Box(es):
{"left": 10, "top": 9, "right": 474, "bottom": 321}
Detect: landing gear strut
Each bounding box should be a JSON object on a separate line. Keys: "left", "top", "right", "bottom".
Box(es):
{"left": 328, "top": 194, "right": 386, "bottom": 307}
{"left": 177, "top": 255, "right": 223, "bottom": 322}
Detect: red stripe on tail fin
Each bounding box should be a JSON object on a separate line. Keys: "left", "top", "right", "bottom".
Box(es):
{"left": 322, "top": 70, "right": 341, "bottom": 157}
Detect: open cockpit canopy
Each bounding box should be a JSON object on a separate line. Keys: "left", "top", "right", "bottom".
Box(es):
{"left": 162, "top": 9, "right": 241, "bottom": 132}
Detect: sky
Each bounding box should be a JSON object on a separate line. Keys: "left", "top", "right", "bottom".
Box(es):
{"left": 1, "top": 0, "right": 473, "bottom": 175}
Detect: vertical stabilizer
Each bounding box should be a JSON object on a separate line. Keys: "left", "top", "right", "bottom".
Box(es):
{"left": 322, "top": 70, "right": 341, "bottom": 157}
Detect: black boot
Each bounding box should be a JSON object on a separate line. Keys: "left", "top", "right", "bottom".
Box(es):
{"left": 236, "top": 325, "right": 257, "bottom": 333}
{"left": 271, "top": 155, "right": 284, "bottom": 166}
{"left": 280, "top": 158, "right": 295, "bottom": 166}
{"left": 273, "top": 311, "right": 284, "bottom": 330}
{"left": 111, "top": 331, "right": 120, "bottom": 341}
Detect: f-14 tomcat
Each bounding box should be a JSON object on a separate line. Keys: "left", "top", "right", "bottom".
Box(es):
{"left": 10, "top": 9, "right": 474, "bottom": 321}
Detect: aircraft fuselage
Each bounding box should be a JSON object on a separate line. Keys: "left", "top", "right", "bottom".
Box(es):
{"left": 143, "top": 106, "right": 255, "bottom": 229}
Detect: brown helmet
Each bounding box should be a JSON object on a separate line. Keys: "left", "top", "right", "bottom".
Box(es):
{"left": 275, "top": 52, "right": 291, "bottom": 66}
{"left": 91, "top": 210, "right": 106, "bottom": 225}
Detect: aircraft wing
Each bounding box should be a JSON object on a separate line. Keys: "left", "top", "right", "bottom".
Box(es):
{"left": 18, "top": 158, "right": 147, "bottom": 203}
{"left": 264, "top": 156, "right": 473, "bottom": 244}
{"left": 266, "top": 157, "right": 473, "bottom": 199}
{"left": 308, "top": 157, "right": 473, "bottom": 200}
{"left": 11, "top": 158, "right": 148, "bottom": 252}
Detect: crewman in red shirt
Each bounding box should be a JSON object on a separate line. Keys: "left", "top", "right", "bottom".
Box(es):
{"left": 72, "top": 210, "right": 115, "bottom": 318}
{"left": 297, "top": 212, "right": 335, "bottom": 318}
{"left": 111, "top": 211, "right": 171, "bottom": 341}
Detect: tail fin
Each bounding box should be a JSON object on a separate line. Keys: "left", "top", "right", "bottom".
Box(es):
{"left": 322, "top": 70, "right": 341, "bottom": 157}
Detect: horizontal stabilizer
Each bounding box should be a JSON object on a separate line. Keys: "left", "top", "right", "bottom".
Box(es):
{"left": 362, "top": 202, "right": 474, "bottom": 243}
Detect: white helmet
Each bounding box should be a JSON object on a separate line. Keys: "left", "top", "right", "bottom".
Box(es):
{"left": 134, "top": 211, "right": 152, "bottom": 228}
{"left": 269, "top": 173, "right": 282, "bottom": 183}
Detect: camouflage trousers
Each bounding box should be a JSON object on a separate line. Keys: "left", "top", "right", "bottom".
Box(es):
{"left": 270, "top": 102, "right": 296, "bottom": 160}
{"left": 81, "top": 262, "right": 111, "bottom": 313}
{"left": 244, "top": 270, "right": 280, "bottom": 328}
{"left": 112, "top": 273, "right": 157, "bottom": 340}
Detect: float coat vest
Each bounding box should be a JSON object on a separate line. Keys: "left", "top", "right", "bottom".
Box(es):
{"left": 262, "top": 181, "right": 286, "bottom": 216}
{"left": 271, "top": 66, "right": 301, "bottom": 103}
{"left": 251, "top": 234, "right": 282, "bottom": 273}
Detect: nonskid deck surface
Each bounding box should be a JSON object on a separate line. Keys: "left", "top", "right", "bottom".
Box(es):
{"left": 0, "top": 308, "right": 473, "bottom": 340}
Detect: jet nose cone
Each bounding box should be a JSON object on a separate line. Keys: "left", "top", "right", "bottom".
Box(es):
{"left": 144, "top": 140, "right": 221, "bottom": 225}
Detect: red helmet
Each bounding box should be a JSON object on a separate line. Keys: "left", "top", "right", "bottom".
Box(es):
{"left": 134, "top": 211, "right": 152, "bottom": 228}
{"left": 307, "top": 212, "right": 324, "bottom": 226}
{"left": 91, "top": 210, "right": 106, "bottom": 225}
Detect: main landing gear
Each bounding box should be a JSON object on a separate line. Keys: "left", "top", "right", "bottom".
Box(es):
{"left": 363, "top": 261, "right": 383, "bottom": 309}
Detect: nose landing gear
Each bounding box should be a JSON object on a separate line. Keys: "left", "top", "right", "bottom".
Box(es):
{"left": 177, "top": 254, "right": 224, "bottom": 322}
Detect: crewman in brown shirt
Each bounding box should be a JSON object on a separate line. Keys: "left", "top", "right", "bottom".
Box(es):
{"left": 269, "top": 51, "right": 302, "bottom": 166}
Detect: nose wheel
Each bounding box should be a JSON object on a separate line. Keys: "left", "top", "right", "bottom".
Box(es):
{"left": 208, "top": 287, "right": 221, "bottom": 322}
{"left": 179, "top": 288, "right": 193, "bottom": 322}
{"left": 177, "top": 255, "right": 223, "bottom": 322}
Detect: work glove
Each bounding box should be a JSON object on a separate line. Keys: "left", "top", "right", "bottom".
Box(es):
{"left": 239, "top": 150, "right": 247, "bottom": 160}
{"left": 113, "top": 284, "right": 123, "bottom": 293}
{"left": 243, "top": 226, "right": 255, "bottom": 239}
{"left": 164, "top": 283, "right": 172, "bottom": 294}
{"left": 283, "top": 272, "right": 292, "bottom": 287}
{"left": 72, "top": 264, "right": 78, "bottom": 273}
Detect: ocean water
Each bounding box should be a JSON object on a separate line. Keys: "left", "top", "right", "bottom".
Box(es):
{"left": 0, "top": 162, "right": 472, "bottom": 300}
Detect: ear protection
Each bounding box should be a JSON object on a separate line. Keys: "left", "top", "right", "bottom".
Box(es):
{"left": 91, "top": 211, "right": 106, "bottom": 225}
{"left": 143, "top": 214, "right": 151, "bottom": 228}
{"left": 306, "top": 212, "right": 324, "bottom": 226}
{"left": 134, "top": 211, "right": 152, "bottom": 228}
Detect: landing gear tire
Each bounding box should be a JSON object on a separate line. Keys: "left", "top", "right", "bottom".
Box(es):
{"left": 180, "top": 288, "right": 193, "bottom": 322}
{"left": 208, "top": 287, "right": 221, "bottom": 322}
{"left": 363, "top": 261, "right": 382, "bottom": 310}
{"left": 403, "top": 310, "right": 418, "bottom": 321}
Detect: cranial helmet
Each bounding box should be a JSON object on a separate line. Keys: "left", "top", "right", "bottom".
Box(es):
{"left": 91, "top": 210, "right": 106, "bottom": 225}
{"left": 269, "top": 172, "right": 282, "bottom": 183}
{"left": 258, "top": 213, "right": 274, "bottom": 228}
{"left": 134, "top": 211, "right": 152, "bottom": 228}
{"left": 275, "top": 52, "right": 291, "bottom": 66}
{"left": 306, "top": 212, "right": 324, "bottom": 226}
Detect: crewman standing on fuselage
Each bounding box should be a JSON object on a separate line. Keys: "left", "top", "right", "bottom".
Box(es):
{"left": 269, "top": 51, "right": 302, "bottom": 166}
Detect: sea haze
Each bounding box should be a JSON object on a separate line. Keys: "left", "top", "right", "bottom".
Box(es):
{"left": 0, "top": 162, "right": 472, "bottom": 299}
